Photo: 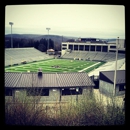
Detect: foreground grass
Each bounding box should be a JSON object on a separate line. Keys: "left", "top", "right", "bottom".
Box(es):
{"left": 5, "top": 91, "right": 125, "bottom": 126}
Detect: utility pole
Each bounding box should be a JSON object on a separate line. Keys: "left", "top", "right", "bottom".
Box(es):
{"left": 46, "top": 28, "right": 51, "bottom": 50}
{"left": 9, "top": 22, "right": 13, "bottom": 48}
{"left": 113, "top": 37, "right": 119, "bottom": 96}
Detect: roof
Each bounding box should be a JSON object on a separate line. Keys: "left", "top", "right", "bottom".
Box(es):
{"left": 5, "top": 72, "right": 95, "bottom": 88}
{"left": 99, "top": 70, "right": 125, "bottom": 85}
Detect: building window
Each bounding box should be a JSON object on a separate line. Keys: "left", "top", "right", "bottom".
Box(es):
{"left": 69, "top": 45, "right": 73, "bottom": 50}
{"left": 90, "top": 45, "right": 95, "bottom": 51}
{"left": 110, "top": 46, "right": 116, "bottom": 48}
{"left": 96, "top": 46, "right": 101, "bottom": 51}
{"left": 27, "top": 88, "right": 49, "bottom": 96}
{"left": 85, "top": 45, "right": 89, "bottom": 51}
{"left": 62, "top": 47, "right": 67, "bottom": 50}
{"left": 79, "top": 45, "right": 84, "bottom": 50}
{"left": 74, "top": 45, "right": 78, "bottom": 50}
{"left": 102, "top": 46, "right": 108, "bottom": 52}
{"left": 119, "top": 85, "right": 125, "bottom": 91}
{"left": 62, "top": 88, "right": 82, "bottom": 96}
{"left": 5, "top": 88, "right": 12, "bottom": 96}
{"left": 109, "top": 50, "right": 116, "bottom": 52}
{"left": 62, "top": 44, "right": 67, "bottom": 46}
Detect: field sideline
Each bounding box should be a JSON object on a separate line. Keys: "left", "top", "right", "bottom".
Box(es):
{"left": 5, "top": 59, "right": 105, "bottom": 73}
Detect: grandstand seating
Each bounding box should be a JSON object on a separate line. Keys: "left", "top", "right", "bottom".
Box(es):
{"left": 88, "top": 58, "right": 125, "bottom": 77}
{"left": 93, "top": 52, "right": 107, "bottom": 61}
{"left": 5, "top": 48, "right": 54, "bottom": 66}
{"left": 85, "top": 51, "right": 97, "bottom": 60}
{"left": 62, "top": 51, "right": 125, "bottom": 62}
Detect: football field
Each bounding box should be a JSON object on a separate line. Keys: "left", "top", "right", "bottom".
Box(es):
{"left": 5, "top": 59, "right": 105, "bottom": 73}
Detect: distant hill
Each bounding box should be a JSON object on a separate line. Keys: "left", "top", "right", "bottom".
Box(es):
{"left": 5, "top": 34, "right": 78, "bottom": 44}
{"left": 5, "top": 34, "right": 43, "bottom": 39}
{"left": 5, "top": 34, "right": 117, "bottom": 44}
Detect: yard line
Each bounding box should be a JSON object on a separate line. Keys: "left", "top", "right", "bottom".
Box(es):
{"left": 78, "top": 62, "right": 101, "bottom": 72}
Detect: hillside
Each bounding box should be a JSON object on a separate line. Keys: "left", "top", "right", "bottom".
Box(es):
{"left": 5, "top": 34, "right": 117, "bottom": 43}
{"left": 5, "top": 34, "right": 78, "bottom": 44}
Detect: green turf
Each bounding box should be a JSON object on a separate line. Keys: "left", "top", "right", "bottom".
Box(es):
{"left": 5, "top": 59, "right": 105, "bottom": 73}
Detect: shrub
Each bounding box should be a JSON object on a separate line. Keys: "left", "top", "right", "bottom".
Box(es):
{"left": 5, "top": 89, "right": 125, "bottom": 126}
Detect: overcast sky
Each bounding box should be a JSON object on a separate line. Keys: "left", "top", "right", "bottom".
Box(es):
{"left": 5, "top": 4, "right": 125, "bottom": 39}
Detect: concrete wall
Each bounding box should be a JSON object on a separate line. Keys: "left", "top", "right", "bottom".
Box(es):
{"left": 108, "top": 44, "right": 116, "bottom": 52}
{"left": 107, "top": 39, "right": 125, "bottom": 52}
{"left": 99, "top": 80, "right": 114, "bottom": 96}
{"left": 5, "top": 88, "right": 29, "bottom": 103}
{"left": 116, "top": 39, "right": 125, "bottom": 49}
{"left": 39, "top": 88, "right": 60, "bottom": 102}
{"left": 5, "top": 87, "right": 93, "bottom": 103}
{"left": 61, "top": 50, "right": 67, "bottom": 56}
{"left": 115, "top": 85, "right": 125, "bottom": 96}
{"left": 5, "top": 89, "right": 26, "bottom": 103}
{"left": 99, "top": 80, "right": 125, "bottom": 96}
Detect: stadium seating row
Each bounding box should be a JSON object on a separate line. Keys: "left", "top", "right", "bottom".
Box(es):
{"left": 62, "top": 51, "right": 125, "bottom": 62}
{"left": 88, "top": 58, "right": 125, "bottom": 77}
{"left": 5, "top": 48, "right": 54, "bottom": 66}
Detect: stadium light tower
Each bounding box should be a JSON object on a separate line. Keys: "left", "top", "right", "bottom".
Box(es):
{"left": 113, "top": 37, "right": 119, "bottom": 96}
{"left": 46, "top": 28, "right": 51, "bottom": 50}
{"left": 9, "top": 22, "right": 14, "bottom": 48}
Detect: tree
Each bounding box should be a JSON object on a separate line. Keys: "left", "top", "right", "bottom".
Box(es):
{"left": 5, "top": 38, "right": 11, "bottom": 48}
{"left": 34, "top": 41, "right": 40, "bottom": 49}
{"left": 54, "top": 42, "right": 61, "bottom": 51}
{"left": 43, "top": 38, "right": 47, "bottom": 51}
{"left": 48, "top": 39, "right": 54, "bottom": 49}
{"left": 38, "top": 44, "right": 45, "bottom": 52}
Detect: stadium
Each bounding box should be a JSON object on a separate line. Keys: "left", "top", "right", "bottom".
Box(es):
{"left": 5, "top": 38, "right": 125, "bottom": 103}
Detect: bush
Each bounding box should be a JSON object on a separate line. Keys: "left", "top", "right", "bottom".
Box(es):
{"left": 5, "top": 89, "right": 125, "bottom": 126}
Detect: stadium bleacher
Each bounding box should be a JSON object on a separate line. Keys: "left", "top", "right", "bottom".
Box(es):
{"left": 88, "top": 58, "right": 125, "bottom": 77}
{"left": 62, "top": 51, "right": 125, "bottom": 62}
{"left": 5, "top": 47, "right": 54, "bottom": 66}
